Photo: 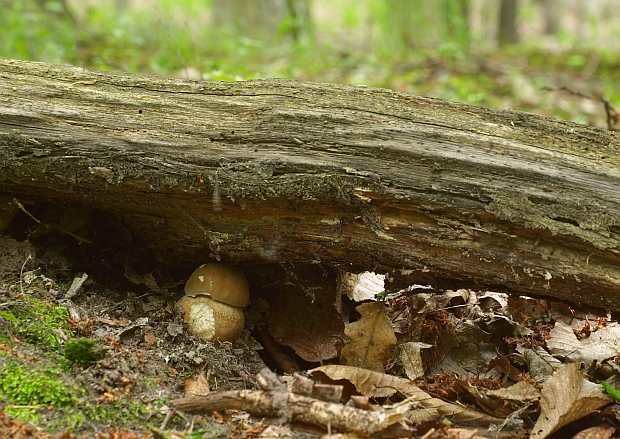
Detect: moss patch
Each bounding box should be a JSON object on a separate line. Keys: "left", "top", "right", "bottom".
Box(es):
{"left": 0, "top": 361, "right": 81, "bottom": 426}
{"left": 0, "top": 296, "right": 70, "bottom": 352}
{"left": 64, "top": 338, "right": 99, "bottom": 367}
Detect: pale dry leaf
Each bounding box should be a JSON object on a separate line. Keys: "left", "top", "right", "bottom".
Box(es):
{"left": 437, "top": 428, "right": 489, "bottom": 439}
{"left": 319, "top": 434, "right": 361, "bottom": 439}
{"left": 340, "top": 302, "right": 396, "bottom": 372}
{"left": 310, "top": 365, "right": 504, "bottom": 427}
{"left": 339, "top": 271, "right": 385, "bottom": 302}
{"left": 547, "top": 320, "right": 620, "bottom": 364}
{"left": 399, "top": 341, "right": 432, "bottom": 380}
{"left": 546, "top": 320, "right": 582, "bottom": 359}
{"left": 517, "top": 345, "right": 562, "bottom": 383}
{"left": 549, "top": 302, "right": 610, "bottom": 331}
{"left": 268, "top": 276, "right": 344, "bottom": 362}
{"left": 531, "top": 362, "right": 612, "bottom": 439}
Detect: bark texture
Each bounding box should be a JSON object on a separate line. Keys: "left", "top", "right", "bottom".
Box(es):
{"left": 1, "top": 58, "right": 620, "bottom": 307}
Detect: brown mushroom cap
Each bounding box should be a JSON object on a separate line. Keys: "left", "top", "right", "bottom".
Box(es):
{"left": 184, "top": 263, "right": 249, "bottom": 307}
{"left": 177, "top": 295, "right": 245, "bottom": 342}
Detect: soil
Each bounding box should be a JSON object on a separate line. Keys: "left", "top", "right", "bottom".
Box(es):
{"left": 3, "top": 208, "right": 620, "bottom": 439}
{"left": 0, "top": 233, "right": 283, "bottom": 438}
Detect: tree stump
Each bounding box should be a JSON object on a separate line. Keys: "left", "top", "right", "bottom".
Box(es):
{"left": 1, "top": 58, "right": 620, "bottom": 307}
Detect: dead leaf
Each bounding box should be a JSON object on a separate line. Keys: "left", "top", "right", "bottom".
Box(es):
{"left": 517, "top": 346, "right": 561, "bottom": 382}
{"left": 458, "top": 379, "right": 540, "bottom": 418}
{"left": 143, "top": 331, "right": 157, "bottom": 346}
{"left": 268, "top": 266, "right": 344, "bottom": 362}
{"left": 547, "top": 320, "right": 620, "bottom": 364}
{"left": 311, "top": 364, "right": 407, "bottom": 398}
{"left": 339, "top": 271, "right": 385, "bottom": 302}
{"left": 310, "top": 365, "right": 504, "bottom": 426}
{"left": 571, "top": 423, "right": 615, "bottom": 439}
{"left": 184, "top": 371, "right": 210, "bottom": 396}
{"left": 531, "top": 362, "right": 612, "bottom": 439}
{"left": 399, "top": 341, "right": 432, "bottom": 380}
{"left": 426, "top": 319, "right": 491, "bottom": 378}
{"left": 340, "top": 302, "right": 396, "bottom": 372}
{"left": 407, "top": 289, "right": 470, "bottom": 342}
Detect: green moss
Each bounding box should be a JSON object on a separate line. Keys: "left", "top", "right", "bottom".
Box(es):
{"left": 0, "top": 311, "right": 18, "bottom": 322}
{"left": 0, "top": 363, "right": 79, "bottom": 406}
{"left": 64, "top": 338, "right": 100, "bottom": 366}
{"left": 0, "top": 296, "right": 70, "bottom": 352}
{"left": 85, "top": 398, "right": 154, "bottom": 426}
{"left": 0, "top": 362, "right": 81, "bottom": 425}
{"left": 0, "top": 354, "right": 164, "bottom": 431}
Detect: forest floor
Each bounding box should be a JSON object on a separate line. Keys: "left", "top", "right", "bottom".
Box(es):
{"left": 2, "top": 219, "right": 620, "bottom": 439}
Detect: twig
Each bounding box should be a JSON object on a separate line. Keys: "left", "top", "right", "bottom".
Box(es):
{"left": 159, "top": 408, "right": 176, "bottom": 430}
{"left": 172, "top": 391, "right": 413, "bottom": 435}
{"left": 11, "top": 198, "right": 91, "bottom": 244}
{"left": 19, "top": 255, "right": 32, "bottom": 295}
{"left": 50, "top": 224, "right": 93, "bottom": 245}
{"left": 12, "top": 198, "right": 44, "bottom": 226}
{"left": 541, "top": 85, "right": 620, "bottom": 131}
{"left": 0, "top": 300, "right": 27, "bottom": 310}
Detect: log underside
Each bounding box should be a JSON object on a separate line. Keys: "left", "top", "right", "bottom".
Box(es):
{"left": 2, "top": 58, "right": 620, "bottom": 307}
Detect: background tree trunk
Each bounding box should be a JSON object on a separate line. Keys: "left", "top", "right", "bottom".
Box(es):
{"left": 498, "top": 0, "right": 519, "bottom": 46}
{"left": 2, "top": 58, "right": 620, "bottom": 308}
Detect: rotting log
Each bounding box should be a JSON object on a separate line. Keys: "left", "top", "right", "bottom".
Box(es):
{"left": 2, "top": 58, "right": 620, "bottom": 307}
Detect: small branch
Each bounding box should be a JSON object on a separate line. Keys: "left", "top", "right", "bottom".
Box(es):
{"left": 12, "top": 198, "right": 44, "bottom": 226}
{"left": 541, "top": 85, "right": 620, "bottom": 131}
{"left": 19, "top": 254, "right": 32, "bottom": 295}
{"left": 171, "top": 391, "right": 412, "bottom": 435}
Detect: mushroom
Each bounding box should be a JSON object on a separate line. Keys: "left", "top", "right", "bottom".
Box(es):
{"left": 177, "top": 263, "right": 249, "bottom": 342}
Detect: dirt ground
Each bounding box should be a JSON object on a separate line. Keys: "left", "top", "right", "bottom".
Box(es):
{"left": 3, "top": 219, "right": 620, "bottom": 439}
{"left": 0, "top": 233, "right": 280, "bottom": 438}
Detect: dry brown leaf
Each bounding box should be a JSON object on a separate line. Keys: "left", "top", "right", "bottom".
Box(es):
{"left": 311, "top": 364, "right": 407, "bottom": 398}
{"left": 268, "top": 267, "right": 344, "bottom": 362}
{"left": 340, "top": 302, "right": 396, "bottom": 372}
{"left": 517, "top": 345, "right": 562, "bottom": 383}
{"left": 571, "top": 423, "right": 615, "bottom": 439}
{"left": 184, "top": 370, "right": 210, "bottom": 397}
{"left": 531, "top": 362, "right": 612, "bottom": 439}
{"left": 458, "top": 379, "right": 540, "bottom": 418}
{"left": 310, "top": 365, "right": 504, "bottom": 427}
{"left": 399, "top": 341, "right": 432, "bottom": 380}
{"left": 143, "top": 331, "right": 157, "bottom": 346}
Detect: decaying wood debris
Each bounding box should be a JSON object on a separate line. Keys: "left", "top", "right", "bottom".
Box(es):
{"left": 2, "top": 58, "right": 620, "bottom": 308}
{"left": 170, "top": 368, "right": 509, "bottom": 437}
{"left": 172, "top": 368, "right": 415, "bottom": 436}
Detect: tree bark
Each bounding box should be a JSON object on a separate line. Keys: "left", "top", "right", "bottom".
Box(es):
{"left": 498, "top": 0, "right": 519, "bottom": 46}
{"left": 1, "top": 58, "right": 620, "bottom": 307}
{"left": 212, "top": 0, "right": 288, "bottom": 39}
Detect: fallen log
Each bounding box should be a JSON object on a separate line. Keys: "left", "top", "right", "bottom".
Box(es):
{"left": 1, "top": 58, "right": 620, "bottom": 307}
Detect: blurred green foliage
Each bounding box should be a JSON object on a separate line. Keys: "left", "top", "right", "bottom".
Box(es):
{"left": 0, "top": 0, "right": 618, "bottom": 128}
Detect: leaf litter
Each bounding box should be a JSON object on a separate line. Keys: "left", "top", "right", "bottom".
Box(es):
{"left": 3, "top": 233, "right": 620, "bottom": 438}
